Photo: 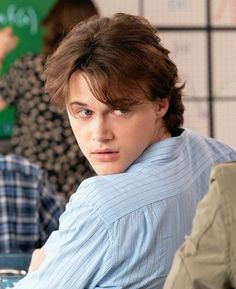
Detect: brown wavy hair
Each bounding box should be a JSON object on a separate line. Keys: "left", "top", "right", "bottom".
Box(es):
{"left": 42, "top": 0, "right": 99, "bottom": 55}
{"left": 45, "top": 13, "right": 185, "bottom": 132}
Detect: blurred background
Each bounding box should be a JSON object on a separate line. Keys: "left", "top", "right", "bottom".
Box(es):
{"left": 0, "top": 0, "right": 235, "bottom": 150}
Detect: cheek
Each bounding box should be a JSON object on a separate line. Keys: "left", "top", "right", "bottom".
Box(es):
{"left": 120, "top": 122, "right": 152, "bottom": 152}
{"left": 69, "top": 120, "right": 79, "bottom": 139}
{"left": 72, "top": 127, "right": 87, "bottom": 147}
{"left": 68, "top": 118, "right": 86, "bottom": 147}
{"left": 127, "top": 116, "right": 156, "bottom": 139}
{"left": 127, "top": 119, "right": 157, "bottom": 150}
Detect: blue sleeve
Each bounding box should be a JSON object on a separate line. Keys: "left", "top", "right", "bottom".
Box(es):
{"left": 13, "top": 192, "right": 113, "bottom": 289}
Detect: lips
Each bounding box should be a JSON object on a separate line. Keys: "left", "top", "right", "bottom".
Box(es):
{"left": 91, "top": 149, "right": 119, "bottom": 161}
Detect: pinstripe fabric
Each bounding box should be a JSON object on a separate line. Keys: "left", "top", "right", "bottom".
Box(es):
{"left": 14, "top": 129, "right": 236, "bottom": 289}
{"left": 0, "top": 154, "right": 65, "bottom": 253}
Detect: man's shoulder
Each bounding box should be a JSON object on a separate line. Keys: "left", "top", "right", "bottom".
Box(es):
{"left": 75, "top": 171, "right": 178, "bottom": 224}
{"left": 183, "top": 128, "right": 236, "bottom": 159}
{"left": 78, "top": 173, "right": 137, "bottom": 203}
{"left": 74, "top": 174, "right": 140, "bottom": 221}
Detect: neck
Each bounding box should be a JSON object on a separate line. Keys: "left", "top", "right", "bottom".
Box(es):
{"left": 153, "top": 125, "right": 171, "bottom": 144}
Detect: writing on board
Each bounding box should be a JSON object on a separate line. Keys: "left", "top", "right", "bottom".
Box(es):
{"left": 0, "top": 5, "right": 38, "bottom": 34}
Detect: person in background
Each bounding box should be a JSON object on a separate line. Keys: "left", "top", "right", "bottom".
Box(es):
{"left": 0, "top": 26, "right": 18, "bottom": 108}
{"left": 0, "top": 26, "right": 18, "bottom": 69}
{"left": 0, "top": 154, "right": 65, "bottom": 253}
{"left": 163, "top": 161, "right": 236, "bottom": 289}
{"left": 0, "top": 0, "right": 98, "bottom": 198}
{"left": 12, "top": 13, "right": 236, "bottom": 289}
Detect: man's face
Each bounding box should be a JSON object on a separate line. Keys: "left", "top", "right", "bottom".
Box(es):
{"left": 67, "top": 72, "right": 169, "bottom": 175}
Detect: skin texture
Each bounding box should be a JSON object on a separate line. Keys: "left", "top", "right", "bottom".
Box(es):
{"left": 0, "top": 27, "right": 18, "bottom": 110}
{"left": 28, "top": 248, "right": 46, "bottom": 272}
{"left": 67, "top": 72, "right": 170, "bottom": 176}
{"left": 0, "top": 27, "right": 18, "bottom": 61}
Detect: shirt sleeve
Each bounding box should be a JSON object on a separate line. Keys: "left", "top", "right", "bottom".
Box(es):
{"left": 13, "top": 191, "right": 113, "bottom": 289}
{"left": 38, "top": 171, "right": 66, "bottom": 245}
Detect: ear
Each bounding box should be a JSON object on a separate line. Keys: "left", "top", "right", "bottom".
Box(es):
{"left": 154, "top": 97, "right": 169, "bottom": 118}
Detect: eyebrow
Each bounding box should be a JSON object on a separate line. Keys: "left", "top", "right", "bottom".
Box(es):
{"left": 70, "top": 101, "right": 88, "bottom": 106}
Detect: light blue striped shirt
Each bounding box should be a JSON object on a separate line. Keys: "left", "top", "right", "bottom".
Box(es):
{"left": 14, "top": 129, "right": 236, "bottom": 289}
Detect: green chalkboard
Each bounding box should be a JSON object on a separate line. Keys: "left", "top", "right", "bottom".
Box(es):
{"left": 0, "top": 0, "right": 56, "bottom": 74}
{"left": 0, "top": 0, "right": 56, "bottom": 139}
{"left": 0, "top": 106, "right": 16, "bottom": 138}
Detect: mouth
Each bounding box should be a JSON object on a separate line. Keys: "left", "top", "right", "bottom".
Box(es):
{"left": 91, "top": 150, "right": 120, "bottom": 161}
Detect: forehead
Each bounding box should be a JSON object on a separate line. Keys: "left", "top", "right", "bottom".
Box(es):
{"left": 69, "top": 73, "right": 106, "bottom": 109}
{"left": 68, "top": 70, "right": 148, "bottom": 108}
{"left": 69, "top": 71, "right": 91, "bottom": 98}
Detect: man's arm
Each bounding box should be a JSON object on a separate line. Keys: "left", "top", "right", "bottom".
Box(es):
{"left": 27, "top": 175, "right": 65, "bottom": 273}
{"left": 13, "top": 191, "right": 112, "bottom": 289}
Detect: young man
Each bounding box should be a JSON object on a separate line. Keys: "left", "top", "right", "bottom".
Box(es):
{"left": 13, "top": 13, "right": 236, "bottom": 289}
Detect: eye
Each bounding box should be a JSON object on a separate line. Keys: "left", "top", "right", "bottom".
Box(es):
{"left": 70, "top": 105, "right": 93, "bottom": 119}
{"left": 113, "top": 108, "right": 129, "bottom": 116}
{"left": 78, "top": 109, "right": 93, "bottom": 118}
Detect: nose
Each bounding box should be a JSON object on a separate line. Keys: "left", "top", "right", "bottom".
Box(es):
{"left": 91, "top": 116, "right": 114, "bottom": 143}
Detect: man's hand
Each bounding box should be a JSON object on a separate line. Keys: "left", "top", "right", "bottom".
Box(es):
{"left": 28, "top": 248, "right": 46, "bottom": 272}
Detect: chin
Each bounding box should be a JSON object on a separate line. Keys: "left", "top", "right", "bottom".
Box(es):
{"left": 94, "top": 165, "right": 125, "bottom": 176}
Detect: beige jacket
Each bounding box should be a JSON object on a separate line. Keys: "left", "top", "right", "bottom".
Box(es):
{"left": 164, "top": 161, "right": 236, "bottom": 289}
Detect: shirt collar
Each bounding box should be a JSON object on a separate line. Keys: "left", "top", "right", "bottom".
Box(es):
{"left": 131, "top": 128, "right": 186, "bottom": 166}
